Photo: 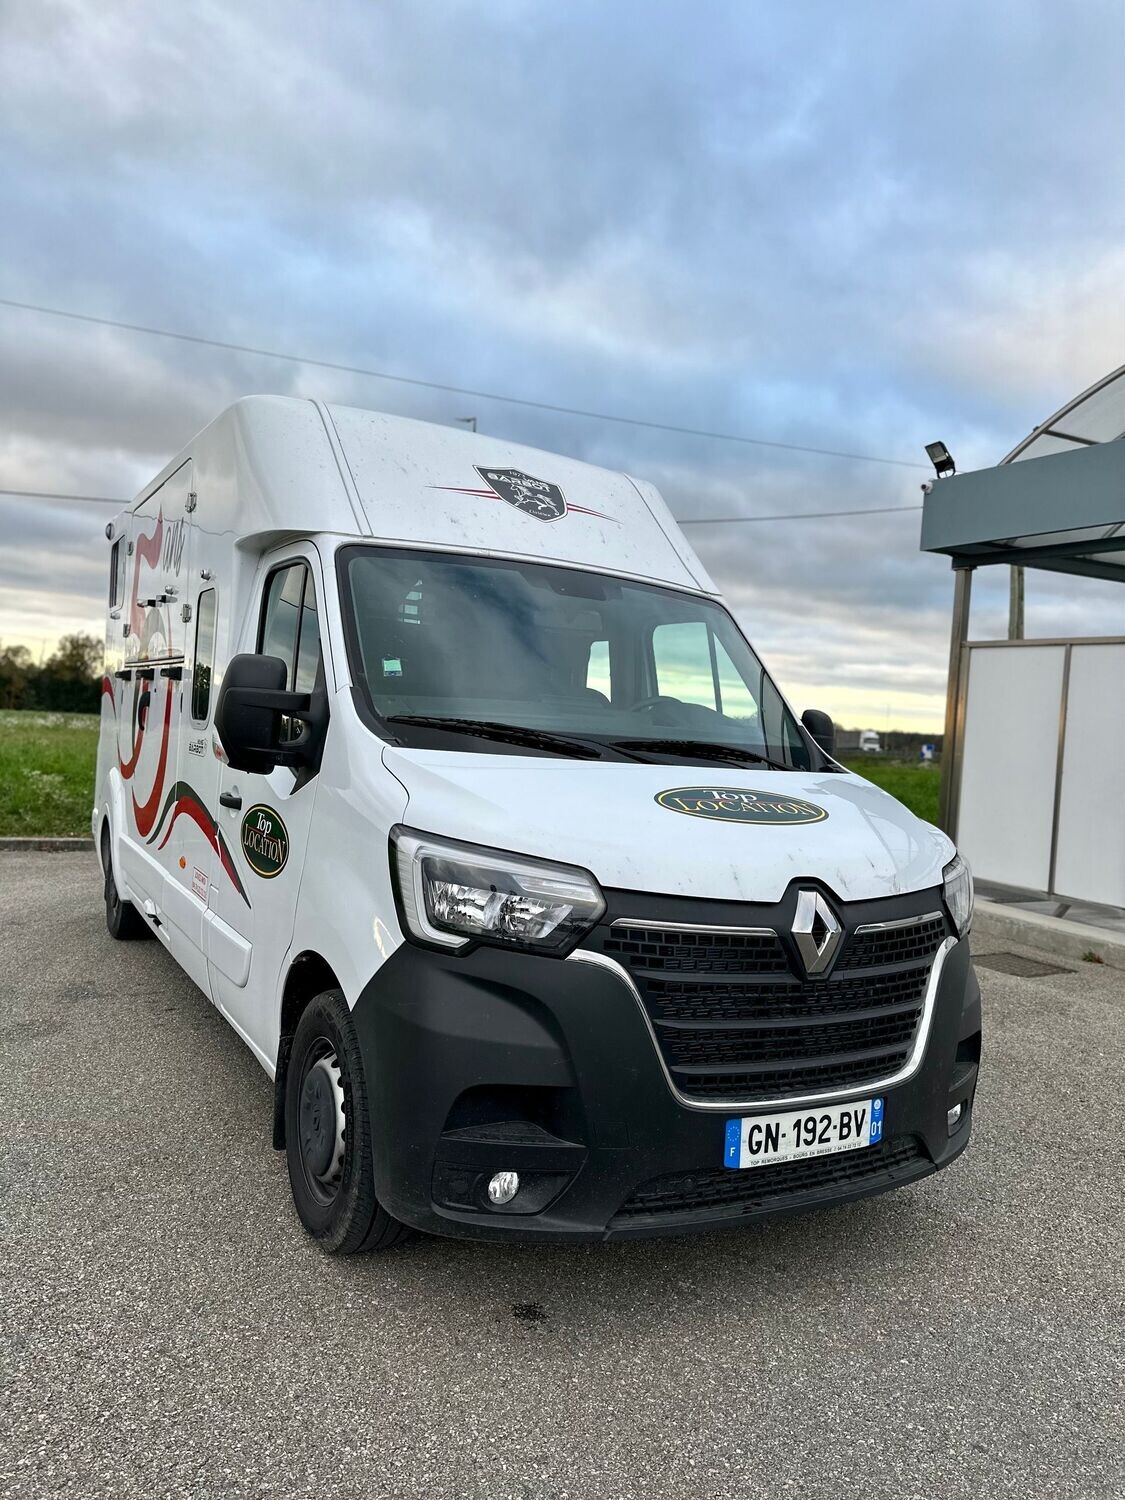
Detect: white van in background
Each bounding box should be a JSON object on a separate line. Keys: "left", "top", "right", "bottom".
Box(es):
{"left": 95, "top": 397, "right": 979, "bottom": 1252}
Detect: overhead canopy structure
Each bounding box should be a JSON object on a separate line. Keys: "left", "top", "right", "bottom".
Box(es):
{"left": 921, "top": 363, "right": 1125, "bottom": 584}
{"left": 919, "top": 367, "right": 1125, "bottom": 912}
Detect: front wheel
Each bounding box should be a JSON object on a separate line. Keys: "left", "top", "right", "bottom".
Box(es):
{"left": 284, "top": 989, "right": 411, "bottom": 1254}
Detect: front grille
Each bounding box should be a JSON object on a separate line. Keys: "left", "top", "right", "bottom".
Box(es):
{"left": 604, "top": 924, "right": 788, "bottom": 975}
{"left": 600, "top": 908, "right": 946, "bottom": 1104}
{"left": 837, "top": 914, "right": 947, "bottom": 971}
{"left": 643, "top": 965, "right": 930, "bottom": 1024}
{"left": 662, "top": 1010, "right": 921, "bottom": 1068}
{"left": 613, "top": 1137, "right": 927, "bottom": 1223}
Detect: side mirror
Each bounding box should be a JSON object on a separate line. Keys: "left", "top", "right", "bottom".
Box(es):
{"left": 215, "top": 654, "right": 326, "bottom": 774}
{"left": 801, "top": 708, "right": 836, "bottom": 757}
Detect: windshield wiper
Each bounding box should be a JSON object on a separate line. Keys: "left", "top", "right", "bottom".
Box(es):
{"left": 386, "top": 714, "right": 616, "bottom": 761}
{"left": 610, "top": 737, "right": 794, "bottom": 773}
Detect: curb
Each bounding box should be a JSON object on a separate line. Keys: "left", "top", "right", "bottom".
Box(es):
{"left": 0, "top": 837, "right": 94, "bottom": 852}
{"left": 971, "top": 897, "right": 1125, "bottom": 973}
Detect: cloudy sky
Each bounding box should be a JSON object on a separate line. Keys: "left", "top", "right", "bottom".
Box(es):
{"left": 3, "top": 0, "right": 1125, "bottom": 729}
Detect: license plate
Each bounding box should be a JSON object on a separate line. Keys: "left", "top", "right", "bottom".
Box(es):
{"left": 723, "top": 1097, "right": 884, "bottom": 1170}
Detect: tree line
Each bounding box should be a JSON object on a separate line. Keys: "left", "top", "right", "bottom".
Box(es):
{"left": 0, "top": 634, "right": 104, "bottom": 713}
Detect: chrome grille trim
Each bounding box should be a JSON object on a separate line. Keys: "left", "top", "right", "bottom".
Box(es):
{"left": 852, "top": 910, "right": 944, "bottom": 933}
{"left": 609, "top": 918, "right": 775, "bottom": 936}
{"left": 568, "top": 936, "right": 957, "bottom": 1113}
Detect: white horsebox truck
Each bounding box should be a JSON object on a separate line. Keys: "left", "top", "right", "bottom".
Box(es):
{"left": 94, "top": 396, "right": 980, "bottom": 1252}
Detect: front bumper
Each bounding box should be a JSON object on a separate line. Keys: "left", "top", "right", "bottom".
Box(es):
{"left": 351, "top": 928, "right": 981, "bottom": 1243}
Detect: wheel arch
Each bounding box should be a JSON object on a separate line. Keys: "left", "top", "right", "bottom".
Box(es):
{"left": 96, "top": 771, "right": 129, "bottom": 888}
{"left": 273, "top": 950, "right": 343, "bottom": 1149}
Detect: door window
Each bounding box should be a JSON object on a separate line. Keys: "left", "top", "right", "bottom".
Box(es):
{"left": 108, "top": 539, "right": 124, "bottom": 609}
{"left": 294, "top": 575, "right": 322, "bottom": 694}
{"left": 191, "top": 589, "right": 217, "bottom": 722}
{"left": 258, "top": 561, "right": 323, "bottom": 741}
{"left": 653, "top": 620, "right": 767, "bottom": 725}
{"left": 586, "top": 639, "right": 612, "bottom": 700}
{"left": 260, "top": 564, "right": 305, "bottom": 681}
{"left": 714, "top": 638, "right": 759, "bottom": 723}
{"left": 653, "top": 620, "right": 718, "bottom": 710}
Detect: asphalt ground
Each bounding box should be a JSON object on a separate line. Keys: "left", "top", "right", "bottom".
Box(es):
{"left": 0, "top": 852, "right": 1122, "bottom": 1500}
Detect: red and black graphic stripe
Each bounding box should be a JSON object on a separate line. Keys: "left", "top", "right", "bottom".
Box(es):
{"left": 427, "top": 479, "right": 615, "bottom": 523}
{"left": 131, "top": 680, "right": 176, "bottom": 837}
{"left": 100, "top": 669, "right": 147, "bottom": 779}
{"left": 102, "top": 668, "right": 249, "bottom": 908}
{"left": 147, "top": 780, "right": 251, "bottom": 909}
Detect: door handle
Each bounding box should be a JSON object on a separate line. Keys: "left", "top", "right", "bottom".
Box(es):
{"left": 219, "top": 791, "right": 242, "bottom": 810}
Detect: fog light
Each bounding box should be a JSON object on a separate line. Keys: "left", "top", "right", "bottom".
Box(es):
{"left": 487, "top": 1170, "right": 520, "bottom": 1206}
{"left": 947, "top": 1103, "right": 964, "bottom": 1131}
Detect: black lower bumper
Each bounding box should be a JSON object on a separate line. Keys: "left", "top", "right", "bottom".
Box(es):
{"left": 351, "top": 936, "right": 981, "bottom": 1243}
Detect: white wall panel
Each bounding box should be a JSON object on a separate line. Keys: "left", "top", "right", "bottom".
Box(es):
{"left": 1052, "top": 644, "right": 1125, "bottom": 907}
{"left": 956, "top": 646, "right": 1066, "bottom": 890}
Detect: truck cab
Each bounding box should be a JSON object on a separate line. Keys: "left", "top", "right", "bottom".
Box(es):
{"left": 95, "top": 396, "right": 980, "bottom": 1250}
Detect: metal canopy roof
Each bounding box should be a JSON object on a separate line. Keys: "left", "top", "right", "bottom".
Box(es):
{"left": 1002, "top": 363, "right": 1125, "bottom": 463}
{"left": 920, "top": 367, "right": 1125, "bottom": 583}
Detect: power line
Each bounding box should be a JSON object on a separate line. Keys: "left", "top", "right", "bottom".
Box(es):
{"left": 679, "top": 503, "right": 923, "bottom": 525}
{"left": 0, "top": 296, "right": 927, "bottom": 471}
{"left": 0, "top": 487, "right": 122, "bottom": 505}
{"left": 0, "top": 486, "right": 924, "bottom": 526}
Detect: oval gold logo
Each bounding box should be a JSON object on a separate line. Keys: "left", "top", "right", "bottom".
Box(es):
{"left": 655, "top": 785, "right": 828, "bottom": 825}
{"left": 240, "top": 804, "right": 290, "bottom": 877}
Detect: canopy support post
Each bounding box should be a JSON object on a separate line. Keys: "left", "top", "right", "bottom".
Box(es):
{"left": 939, "top": 564, "right": 973, "bottom": 839}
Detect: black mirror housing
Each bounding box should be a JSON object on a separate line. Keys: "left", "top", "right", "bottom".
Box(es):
{"left": 801, "top": 708, "right": 836, "bottom": 757}
{"left": 215, "top": 654, "right": 326, "bottom": 774}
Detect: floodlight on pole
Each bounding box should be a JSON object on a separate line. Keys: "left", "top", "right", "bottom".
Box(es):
{"left": 925, "top": 441, "right": 956, "bottom": 479}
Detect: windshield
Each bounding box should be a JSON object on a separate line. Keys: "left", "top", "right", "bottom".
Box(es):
{"left": 339, "top": 547, "right": 812, "bottom": 769}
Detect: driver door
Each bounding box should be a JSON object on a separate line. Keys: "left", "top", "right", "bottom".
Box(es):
{"left": 205, "top": 546, "right": 327, "bottom": 1067}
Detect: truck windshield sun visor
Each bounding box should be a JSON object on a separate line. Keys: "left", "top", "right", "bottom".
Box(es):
{"left": 338, "top": 546, "right": 814, "bottom": 769}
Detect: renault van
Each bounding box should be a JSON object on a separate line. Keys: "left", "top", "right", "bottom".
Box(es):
{"left": 94, "top": 396, "right": 980, "bottom": 1251}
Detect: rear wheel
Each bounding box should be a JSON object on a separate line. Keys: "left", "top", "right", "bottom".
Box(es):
{"left": 285, "top": 989, "right": 411, "bottom": 1254}
{"left": 101, "top": 827, "right": 150, "bottom": 941}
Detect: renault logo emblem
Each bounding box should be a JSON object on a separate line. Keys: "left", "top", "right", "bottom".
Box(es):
{"left": 791, "top": 889, "right": 842, "bottom": 975}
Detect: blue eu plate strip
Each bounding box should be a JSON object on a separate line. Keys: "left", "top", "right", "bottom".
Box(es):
{"left": 723, "top": 1118, "right": 741, "bottom": 1169}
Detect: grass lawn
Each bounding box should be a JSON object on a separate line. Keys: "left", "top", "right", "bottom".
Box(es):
{"left": 841, "top": 756, "right": 941, "bottom": 825}
{"left": 0, "top": 709, "right": 99, "bottom": 837}
{"left": 0, "top": 709, "right": 942, "bottom": 836}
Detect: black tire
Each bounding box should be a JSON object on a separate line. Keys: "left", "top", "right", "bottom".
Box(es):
{"left": 285, "top": 989, "right": 412, "bottom": 1254}
{"left": 101, "top": 827, "right": 150, "bottom": 941}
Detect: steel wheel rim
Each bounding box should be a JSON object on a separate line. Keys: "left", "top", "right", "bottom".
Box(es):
{"left": 297, "top": 1039, "right": 347, "bottom": 1204}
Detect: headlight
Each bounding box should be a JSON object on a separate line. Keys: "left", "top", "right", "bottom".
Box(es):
{"left": 391, "top": 828, "right": 605, "bottom": 955}
{"left": 943, "top": 853, "right": 974, "bottom": 936}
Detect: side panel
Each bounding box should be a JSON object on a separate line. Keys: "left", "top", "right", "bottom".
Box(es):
{"left": 151, "top": 517, "right": 238, "bottom": 991}
{"left": 1052, "top": 643, "right": 1125, "bottom": 906}
{"left": 106, "top": 463, "right": 205, "bottom": 981}
{"left": 955, "top": 644, "right": 1065, "bottom": 890}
